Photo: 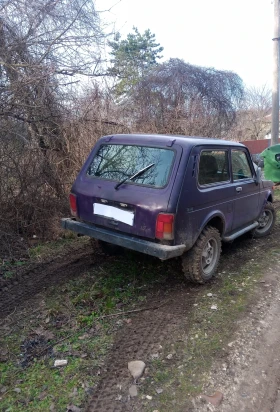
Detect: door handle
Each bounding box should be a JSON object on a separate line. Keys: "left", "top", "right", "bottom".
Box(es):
{"left": 236, "top": 186, "right": 242, "bottom": 193}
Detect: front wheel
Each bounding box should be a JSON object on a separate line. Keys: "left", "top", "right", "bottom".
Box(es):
{"left": 182, "top": 226, "right": 221, "bottom": 284}
{"left": 253, "top": 202, "right": 276, "bottom": 238}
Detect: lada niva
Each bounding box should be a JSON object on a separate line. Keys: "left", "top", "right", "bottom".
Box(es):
{"left": 61, "top": 134, "right": 275, "bottom": 283}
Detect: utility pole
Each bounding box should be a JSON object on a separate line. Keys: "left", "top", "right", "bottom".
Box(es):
{"left": 272, "top": 0, "right": 280, "bottom": 146}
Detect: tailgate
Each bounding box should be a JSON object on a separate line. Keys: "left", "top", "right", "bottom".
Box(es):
{"left": 73, "top": 143, "right": 183, "bottom": 240}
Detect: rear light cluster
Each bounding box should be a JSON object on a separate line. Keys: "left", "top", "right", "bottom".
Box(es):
{"left": 156, "top": 213, "right": 174, "bottom": 240}
{"left": 69, "top": 193, "right": 77, "bottom": 217}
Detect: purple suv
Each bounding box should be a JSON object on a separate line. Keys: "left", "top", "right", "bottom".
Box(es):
{"left": 62, "top": 134, "right": 275, "bottom": 283}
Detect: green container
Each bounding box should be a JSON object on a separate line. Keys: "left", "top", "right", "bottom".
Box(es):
{"left": 260, "top": 144, "right": 280, "bottom": 183}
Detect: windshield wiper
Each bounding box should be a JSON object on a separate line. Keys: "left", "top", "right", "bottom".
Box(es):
{"left": 115, "top": 163, "right": 155, "bottom": 190}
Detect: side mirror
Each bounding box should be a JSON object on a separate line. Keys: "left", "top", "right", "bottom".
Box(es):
{"left": 255, "top": 166, "right": 261, "bottom": 185}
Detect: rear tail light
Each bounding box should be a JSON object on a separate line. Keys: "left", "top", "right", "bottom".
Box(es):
{"left": 156, "top": 213, "right": 174, "bottom": 240}
{"left": 69, "top": 193, "right": 77, "bottom": 217}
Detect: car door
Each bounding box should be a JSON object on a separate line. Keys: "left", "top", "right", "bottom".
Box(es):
{"left": 231, "top": 148, "right": 260, "bottom": 230}
{"left": 180, "top": 147, "right": 235, "bottom": 240}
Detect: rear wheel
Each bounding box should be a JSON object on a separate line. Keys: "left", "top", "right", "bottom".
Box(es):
{"left": 253, "top": 202, "right": 276, "bottom": 238}
{"left": 182, "top": 226, "right": 221, "bottom": 284}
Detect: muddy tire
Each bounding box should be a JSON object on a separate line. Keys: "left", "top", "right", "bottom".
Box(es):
{"left": 182, "top": 226, "right": 221, "bottom": 284}
{"left": 253, "top": 202, "right": 276, "bottom": 238}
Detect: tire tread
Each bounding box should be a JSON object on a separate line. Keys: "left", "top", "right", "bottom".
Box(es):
{"left": 182, "top": 226, "right": 221, "bottom": 284}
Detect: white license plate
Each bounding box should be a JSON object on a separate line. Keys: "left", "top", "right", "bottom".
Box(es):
{"left": 93, "top": 203, "right": 134, "bottom": 226}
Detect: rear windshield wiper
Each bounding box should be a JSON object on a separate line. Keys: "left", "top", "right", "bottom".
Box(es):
{"left": 115, "top": 163, "right": 155, "bottom": 190}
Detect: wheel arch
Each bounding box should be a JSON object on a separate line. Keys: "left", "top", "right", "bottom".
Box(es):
{"left": 267, "top": 192, "right": 273, "bottom": 203}
{"left": 194, "top": 212, "right": 225, "bottom": 245}
{"left": 206, "top": 215, "right": 225, "bottom": 235}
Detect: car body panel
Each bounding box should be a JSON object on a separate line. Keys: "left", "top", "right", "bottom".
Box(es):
{"left": 62, "top": 134, "right": 274, "bottom": 259}
{"left": 71, "top": 135, "right": 184, "bottom": 240}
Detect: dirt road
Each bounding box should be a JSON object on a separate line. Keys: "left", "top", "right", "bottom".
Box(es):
{"left": 194, "top": 261, "right": 280, "bottom": 412}
{"left": 1, "top": 208, "right": 280, "bottom": 411}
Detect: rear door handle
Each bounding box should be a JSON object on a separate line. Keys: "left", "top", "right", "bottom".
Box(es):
{"left": 236, "top": 186, "right": 242, "bottom": 193}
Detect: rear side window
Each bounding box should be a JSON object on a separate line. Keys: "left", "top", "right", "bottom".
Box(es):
{"left": 87, "top": 144, "right": 175, "bottom": 188}
{"left": 198, "top": 150, "right": 230, "bottom": 185}
{"left": 231, "top": 150, "right": 253, "bottom": 180}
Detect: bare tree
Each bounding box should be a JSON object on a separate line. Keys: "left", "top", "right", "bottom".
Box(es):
{"left": 0, "top": 0, "right": 109, "bottom": 254}
{"left": 226, "top": 86, "right": 272, "bottom": 141}
{"left": 0, "top": 0, "right": 108, "bottom": 193}
{"left": 123, "top": 59, "right": 244, "bottom": 137}
{"left": 0, "top": 0, "right": 106, "bottom": 151}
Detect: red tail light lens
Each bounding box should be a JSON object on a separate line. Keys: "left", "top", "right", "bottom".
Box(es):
{"left": 156, "top": 213, "right": 174, "bottom": 240}
{"left": 69, "top": 193, "right": 77, "bottom": 217}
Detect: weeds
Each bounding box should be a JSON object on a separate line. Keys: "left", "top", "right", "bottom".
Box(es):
{"left": 0, "top": 259, "right": 27, "bottom": 279}
{"left": 0, "top": 250, "right": 169, "bottom": 411}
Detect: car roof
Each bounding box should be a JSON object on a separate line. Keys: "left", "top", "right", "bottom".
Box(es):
{"left": 101, "top": 134, "right": 245, "bottom": 148}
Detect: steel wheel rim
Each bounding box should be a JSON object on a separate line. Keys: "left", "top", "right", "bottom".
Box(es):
{"left": 201, "top": 237, "right": 219, "bottom": 275}
{"left": 256, "top": 209, "right": 273, "bottom": 234}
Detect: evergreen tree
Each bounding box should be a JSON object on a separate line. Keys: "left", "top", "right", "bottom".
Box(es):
{"left": 108, "top": 27, "right": 163, "bottom": 97}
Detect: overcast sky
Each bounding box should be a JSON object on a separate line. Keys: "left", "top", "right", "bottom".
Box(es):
{"left": 95, "top": 0, "right": 274, "bottom": 89}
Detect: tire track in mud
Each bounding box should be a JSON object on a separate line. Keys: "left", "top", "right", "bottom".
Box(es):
{"left": 87, "top": 223, "right": 280, "bottom": 412}
{"left": 0, "top": 243, "right": 103, "bottom": 319}
{"left": 1, "top": 201, "right": 279, "bottom": 322}
{"left": 1, "top": 202, "right": 280, "bottom": 409}
{"left": 87, "top": 286, "right": 197, "bottom": 412}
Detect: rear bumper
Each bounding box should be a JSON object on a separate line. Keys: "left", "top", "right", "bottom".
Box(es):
{"left": 61, "top": 218, "right": 186, "bottom": 260}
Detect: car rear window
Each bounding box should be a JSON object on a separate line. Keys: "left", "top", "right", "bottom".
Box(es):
{"left": 87, "top": 144, "right": 175, "bottom": 188}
